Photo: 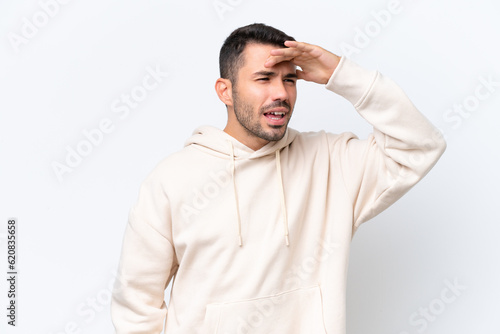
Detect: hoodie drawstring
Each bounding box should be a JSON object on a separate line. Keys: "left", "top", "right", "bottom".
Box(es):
{"left": 227, "top": 141, "right": 290, "bottom": 247}
{"left": 228, "top": 141, "right": 243, "bottom": 247}
{"left": 275, "top": 149, "right": 290, "bottom": 246}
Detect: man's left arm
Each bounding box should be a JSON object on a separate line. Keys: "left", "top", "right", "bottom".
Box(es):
{"left": 267, "top": 41, "right": 447, "bottom": 228}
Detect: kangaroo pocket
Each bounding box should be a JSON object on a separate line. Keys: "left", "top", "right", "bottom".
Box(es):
{"left": 204, "top": 285, "right": 327, "bottom": 334}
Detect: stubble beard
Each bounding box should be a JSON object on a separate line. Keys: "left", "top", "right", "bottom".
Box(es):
{"left": 232, "top": 89, "right": 292, "bottom": 143}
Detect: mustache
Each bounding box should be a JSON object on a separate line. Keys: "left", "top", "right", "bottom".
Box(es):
{"left": 260, "top": 101, "right": 291, "bottom": 113}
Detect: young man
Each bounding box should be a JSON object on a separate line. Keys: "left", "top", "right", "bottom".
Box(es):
{"left": 111, "top": 23, "right": 446, "bottom": 333}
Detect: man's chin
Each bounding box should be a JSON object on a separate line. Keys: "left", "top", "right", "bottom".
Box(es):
{"left": 261, "top": 125, "right": 288, "bottom": 142}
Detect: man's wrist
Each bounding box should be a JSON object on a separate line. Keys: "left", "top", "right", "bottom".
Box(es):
{"left": 325, "top": 57, "right": 379, "bottom": 107}
{"left": 324, "top": 55, "right": 343, "bottom": 85}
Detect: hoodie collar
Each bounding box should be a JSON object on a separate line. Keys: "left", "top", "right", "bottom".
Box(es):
{"left": 184, "top": 125, "right": 298, "bottom": 160}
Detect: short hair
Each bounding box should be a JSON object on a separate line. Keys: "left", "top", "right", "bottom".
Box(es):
{"left": 219, "top": 23, "right": 295, "bottom": 85}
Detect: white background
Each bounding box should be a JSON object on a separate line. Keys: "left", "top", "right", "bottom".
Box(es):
{"left": 1, "top": 0, "right": 499, "bottom": 333}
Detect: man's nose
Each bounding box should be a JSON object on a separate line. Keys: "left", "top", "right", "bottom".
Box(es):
{"left": 270, "top": 79, "right": 289, "bottom": 101}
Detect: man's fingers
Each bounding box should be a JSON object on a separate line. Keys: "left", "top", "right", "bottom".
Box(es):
{"left": 269, "top": 41, "right": 315, "bottom": 58}
{"left": 284, "top": 40, "right": 315, "bottom": 52}
{"left": 265, "top": 40, "right": 340, "bottom": 84}
{"left": 284, "top": 40, "right": 298, "bottom": 48}
{"left": 265, "top": 42, "right": 312, "bottom": 67}
{"left": 269, "top": 47, "right": 303, "bottom": 58}
{"left": 265, "top": 41, "right": 320, "bottom": 66}
{"left": 264, "top": 55, "right": 294, "bottom": 68}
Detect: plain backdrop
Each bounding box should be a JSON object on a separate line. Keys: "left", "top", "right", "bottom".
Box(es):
{"left": 1, "top": 0, "right": 499, "bottom": 333}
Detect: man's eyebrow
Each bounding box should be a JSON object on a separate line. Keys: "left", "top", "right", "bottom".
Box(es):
{"left": 252, "top": 71, "right": 298, "bottom": 79}
{"left": 252, "top": 71, "right": 276, "bottom": 77}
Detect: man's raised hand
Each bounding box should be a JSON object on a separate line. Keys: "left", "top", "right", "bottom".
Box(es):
{"left": 265, "top": 41, "right": 341, "bottom": 85}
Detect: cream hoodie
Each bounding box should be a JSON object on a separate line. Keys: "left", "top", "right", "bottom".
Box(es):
{"left": 111, "top": 57, "right": 446, "bottom": 334}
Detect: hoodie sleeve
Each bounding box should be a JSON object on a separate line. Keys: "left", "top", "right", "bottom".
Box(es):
{"left": 325, "top": 57, "right": 446, "bottom": 230}
{"left": 111, "top": 175, "right": 178, "bottom": 333}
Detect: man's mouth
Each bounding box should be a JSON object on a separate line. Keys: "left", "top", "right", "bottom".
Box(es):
{"left": 263, "top": 108, "right": 288, "bottom": 126}
{"left": 263, "top": 111, "right": 286, "bottom": 120}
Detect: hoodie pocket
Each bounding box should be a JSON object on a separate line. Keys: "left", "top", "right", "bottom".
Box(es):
{"left": 204, "top": 285, "right": 327, "bottom": 334}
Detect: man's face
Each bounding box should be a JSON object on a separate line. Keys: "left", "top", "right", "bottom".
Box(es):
{"left": 229, "top": 43, "right": 298, "bottom": 146}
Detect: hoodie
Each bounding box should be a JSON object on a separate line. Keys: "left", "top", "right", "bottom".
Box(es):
{"left": 111, "top": 57, "right": 446, "bottom": 334}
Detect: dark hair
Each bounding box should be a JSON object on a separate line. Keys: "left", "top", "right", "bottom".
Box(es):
{"left": 219, "top": 23, "right": 295, "bottom": 85}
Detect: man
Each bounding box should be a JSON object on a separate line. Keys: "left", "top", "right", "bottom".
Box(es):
{"left": 111, "top": 23, "right": 446, "bottom": 333}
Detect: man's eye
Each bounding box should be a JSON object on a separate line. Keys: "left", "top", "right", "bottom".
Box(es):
{"left": 257, "top": 78, "right": 269, "bottom": 81}
{"left": 285, "top": 79, "right": 296, "bottom": 84}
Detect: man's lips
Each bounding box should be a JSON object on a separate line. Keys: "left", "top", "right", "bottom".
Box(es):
{"left": 263, "top": 107, "right": 289, "bottom": 126}
{"left": 265, "top": 107, "right": 289, "bottom": 113}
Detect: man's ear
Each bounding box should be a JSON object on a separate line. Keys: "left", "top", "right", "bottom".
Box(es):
{"left": 215, "top": 78, "right": 233, "bottom": 107}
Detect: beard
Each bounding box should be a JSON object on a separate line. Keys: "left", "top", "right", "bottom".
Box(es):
{"left": 232, "top": 89, "right": 292, "bottom": 142}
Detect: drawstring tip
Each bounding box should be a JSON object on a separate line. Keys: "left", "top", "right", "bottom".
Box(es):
{"left": 285, "top": 235, "right": 290, "bottom": 247}
{"left": 238, "top": 235, "right": 243, "bottom": 247}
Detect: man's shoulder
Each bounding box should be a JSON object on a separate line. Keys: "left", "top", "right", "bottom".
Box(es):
{"left": 142, "top": 145, "right": 202, "bottom": 183}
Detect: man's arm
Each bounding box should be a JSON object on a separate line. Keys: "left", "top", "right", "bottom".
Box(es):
{"left": 267, "top": 42, "right": 446, "bottom": 230}
{"left": 111, "top": 176, "right": 178, "bottom": 333}
{"left": 326, "top": 56, "right": 446, "bottom": 229}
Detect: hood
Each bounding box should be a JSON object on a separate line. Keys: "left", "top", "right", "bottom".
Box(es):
{"left": 184, "top": 125, "right": 298, "bottom": 247}
{"left": 184, "top": 125, "right": 299, "bottom": 160}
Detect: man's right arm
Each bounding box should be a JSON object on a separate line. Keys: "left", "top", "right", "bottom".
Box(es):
{"left": 111, "top": 176, "right": 178, "bottom": 333}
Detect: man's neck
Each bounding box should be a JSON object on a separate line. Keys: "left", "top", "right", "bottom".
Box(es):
{"left": 223, "top": 126, "right": 269, "bottom": 151}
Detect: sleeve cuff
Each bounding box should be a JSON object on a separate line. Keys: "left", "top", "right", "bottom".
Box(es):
{"left": 325, "top": 57, "right": 379, "bottom": 108}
